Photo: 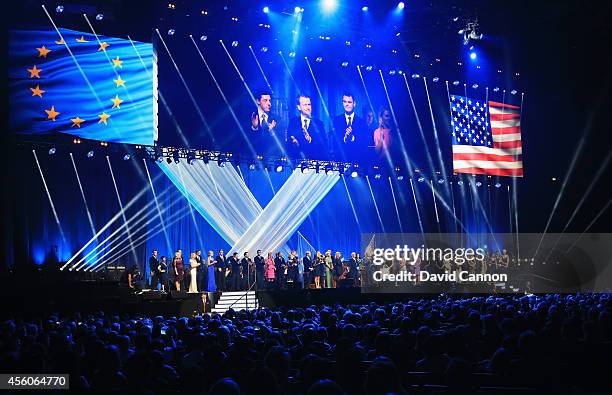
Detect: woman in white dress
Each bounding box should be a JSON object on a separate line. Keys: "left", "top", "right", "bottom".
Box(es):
{"left": 188, "top": 252, "right": 200, "bottom": 293}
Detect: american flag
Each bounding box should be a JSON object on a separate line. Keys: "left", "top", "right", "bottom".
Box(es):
{"left": 450, "top": 95, "right": 523, "bottom": 177}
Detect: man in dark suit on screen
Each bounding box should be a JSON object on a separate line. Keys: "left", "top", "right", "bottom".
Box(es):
{"left": 250, "top": 89, "right": 277, "bottom": 153}
{"left": 332, "top": 92, "right": 369, "bottom": 160}
{"left": 286, "top": 94, "right": 327, "bottom": 159}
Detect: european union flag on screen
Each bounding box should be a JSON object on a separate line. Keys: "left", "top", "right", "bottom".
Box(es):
{"left": 9, "top": 27, "right": 157, "bottom": 145}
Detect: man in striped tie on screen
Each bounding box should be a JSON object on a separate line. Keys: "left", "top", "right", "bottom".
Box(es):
{"left": 450, "top": 95, "right": 523, "bottom": 177}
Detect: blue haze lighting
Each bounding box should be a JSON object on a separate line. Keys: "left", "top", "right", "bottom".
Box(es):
{"left": 263, "top": 6, "right": 270, "bottom": 13}
{"left": 470, "top": 52, "right": 477, "bottom": 60}
{"left": 322, "top": 0, "right": 337, "bottom": 12}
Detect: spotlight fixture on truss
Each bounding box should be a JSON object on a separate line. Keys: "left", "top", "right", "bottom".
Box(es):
{"left": 461, "top": 20, "right": 483, "bottom": 45}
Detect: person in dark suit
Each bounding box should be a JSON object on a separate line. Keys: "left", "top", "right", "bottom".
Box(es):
{"left": 332, "top": 92, "right": 369, "bottom": 160}
{"left": 195, "top": 249, "right": 206, "bottom": 293}
{"left": 215, "top": 249, "right": 227, "bottom": 292}
{"left": 347, "top": 252, "right": 359, "bottom": 286}
{"left": 240, "top": 252, "right": 253, "bottom": 290}
{"left": 286, "top": 94, "right": 327, "bottom": 159}
{"left": 274, "top": 252, "right": 287, "bottom": 290}
{"left": 250, "top": 89, "right": 278, "bottom": 153}
{"left": 302, "top": 251, "right": 313, "bottom": 289}
{"left": 228, "top": 252, "right": 241, "bottom": 291}
{"left": 148, "top": 249, "right": 159, "bottom": 290}
{"left": 287, "top": 250, "right": 299, "bottom": 288}
{"left": 254, "top": 250, "right": 266, "bottom": 290}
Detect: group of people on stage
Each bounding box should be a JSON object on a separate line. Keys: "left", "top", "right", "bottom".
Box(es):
{"left": 250, "top": 90, "right": 395, "bottom": 160}
{"left": 146, "top": 248, "right": 364, "bottom": 292}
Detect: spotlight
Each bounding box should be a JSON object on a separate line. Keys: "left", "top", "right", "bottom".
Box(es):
{"left": 472, "top": 83, "right": 479, "bottom": 89}
{"left": 123, "top": 154, "right": 130, "bottom": 161}
{"left": 48, "top": 147, "right": 56, "bottom": 155}
{"left": 167, "top": 29, "right": 175, "bottom": 36}
{"left": 452, "top": 80, "right": 460, "bottom": 86}
{"left": 263, "top": 6, "right": 270, "bottom": 13}
{"left": 200, "top": 35, "right": 208, "bottom": 41}
{"left": 87, "top": 151, "right": 94, "bottom": 158}
{"left": 275, "top": 161, "right": 284, "bottom": 172}
{"left": 373, "top": 166, "right": 381, "bottom": 179}
{"left": 294, "top": 6, "right": 303, "bottom": 13}
{"left": 288, "top": 51, "right": 296, "bottom": 57}
{"left": 345, "top": 40, "right": 351, "bottom": 46}
{"left": 470, "top": 52, "right": 477, "bottom": 60}
{"left": 351, "top": 168, "right": 359, "bottom": 178}
{"left": 56, "top": 5, "right": 64, "bottom": 13}
{"left": 322, "top": 0, "right": 337, "bottom": 12}
{"left": 166, "top": 157, "right": 173, "bottom": 164}
{"left": 325, "top": 164, "right": 334, "bottom": 176}
{"left": 551, "top": 177, "right": 557, "bottom": 182}
{"left": 95, "top": 13, "right": 104, "bottom": 21}
{"left": 453, "top": 16, "right": 459, "bottom": 21}
{"left": 475, "top": 181, "right": 482, "bottom": 187}
{"left": 494, "top": 182, "right": 502, "bottom": 188}
{"left": 362, "top": 6, "right": 368, "bottom": 11}
{"left": 187, "top": 152, "right": 196, "bottom": 165}
{"left": 411, "top": 73, "right": 420, "bottom": 79}
{"left": 417, "top": 176, "right": 425, "bottom": 183}
{"left": 365, "top": 65, "right": 373, "bottom": 71}
{"left": 510, "top": 90, "right": 518, "bottom": 95}
{"left": 248, "top": 162, "right": 256, "bottom": 170}
{"left": 315, "top": 57, "right": 323, "bottom": 62}
{"left": 341, "top": 61, "right": 349, "bottom": 67}
{"left": 398, "top": 2, "right": 405, "bottom": 9}
{"left": 389, "top": 70, "right": 396, "bottom": 75}
{"left": 261, "top": 46, "right": 268, "bottom": 52}
{"left": 432, "top": 77, "right": 439, "bottom": 82}
{"left": 438, "top": 178, "right": 445, "bottom": 184}
{"left": 172, "top": 151, "right": 180, "bottom": 163}
{"left": 493, "top": 87, "right": 500, "bottom": 92}
{"left": 231, "top": 41, "right": 239, "bottom": 47}
{"left": 457, "top": 180, "right": 464, "bottom": 186}
{"left": 397, "top": 175, "right": 404, "bottom": 181}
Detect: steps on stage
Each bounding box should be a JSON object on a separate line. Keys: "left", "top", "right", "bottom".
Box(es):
{"left": 211, "top": 291, "right": 258, "bottom": 314}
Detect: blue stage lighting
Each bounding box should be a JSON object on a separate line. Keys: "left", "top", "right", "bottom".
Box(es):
{"left": 411, "top": 73, "right": 420, "bottom": 79}
{"left": 472, "top": 83, "right": 479, "bottom": 89}
{"left": 389, "top": 70, "right": 396, "bottom": 75}
{"left": 288, "top": 51, "right": 296, "bottom": 57}
{"left": 315, "top": 56, "right": 323, "bottom": 62}
{"left": 187, "top": 152, "right": 196, "bottom": 165}
{"left": 453, "top": 80, "right": 460, "bottom": 86}
{"left": 475, "top": 181, "right": 482, "bottom": 187}
{"left": 493, "top": 87, "right": 500, "bottom": 92}
{"left": 457, "top": 180, "right": 464, "bottom": 186}
{"left": 417, "top": 176, "right": 425, "bottom": 183}
{"left": 56, "top": 5, "right": 64, "bottom": 13}
{"left": 322, "top": 0, "right": 337, "bottom": 12}
{"left": 123, "top": 154, "right": 130, "bottom": 161}
{"left": 438, "top": 178, "right": 445, "bottom": 184}
{"left": 351, "top": 170, "right": 359, "bottom": 178}
{"left": 341, "top": 61, "right": 349, "bottom": 67}
{"left": 172, "top": 151, "right": 180, "bottom": 164}
{"left": 470, "top": 52, "right": 477, "bottom": 60}
{"left": 511, "top": 89, "right": 518, "bottom": 95}
{"left": 167, "top": 29, "right": 175, "bottom": 36}
{"left": 87, "top": 151, "right": 94, "bottom": 158}
{"left": 494, "top": 182, "right": 502, "bottom": 188}
{"left": 263, "top": 6, "right": 270, "bottom": 13}
{"left": 432, "top": 77, "right": 440, "bottom": 82}
{"left": 48, "top": 147, "right": 56, "bottom": 155}
{"left": 398, "top": 2, "right": 405, "bottom": 9}
{"left": 261, "top": 46, "right": 269, "bottom": 52}
{"left": 275, "top": 163, "right": 284, "bottom": 172}
{"left": 397, "top": 175, "right": 404, "bottom": 181}
{"left": 295, "top": 6, "right": 303, "bottom": 13}
{"left": 325, "top": 165, "right": 334, "bottom": 176}
{"left": 362, "top": 6, "right": 369, "bottom": 11}
{"left": 95, "top": 13, "right": 104, "bottom": 21}
{"left": 365, "top": 65, "right": 373, "bottom": 71}
{"left": 200, "top": 35, "right": 208, "bottom": 41}
{"left": 231, "top": 41, "right": 239, "bottom": 47}
{"left": 374, "top": 173, "right": 381, "bottom": 179}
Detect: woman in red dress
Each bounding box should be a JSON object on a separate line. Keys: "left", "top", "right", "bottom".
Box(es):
{"left": 173, "top": 250, "right": 184, "bottom": 291}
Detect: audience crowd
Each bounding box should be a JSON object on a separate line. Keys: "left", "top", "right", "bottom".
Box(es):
{"left": 1, "top": 293, "right": 611, "bottom": 394}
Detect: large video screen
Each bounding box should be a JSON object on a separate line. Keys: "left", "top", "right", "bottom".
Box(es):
{"left": 9, "top": 27, "right": 157, "bottom": 146}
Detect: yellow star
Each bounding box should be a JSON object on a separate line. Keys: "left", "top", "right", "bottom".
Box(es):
{"left": 76, "top": 36, "right": 89, "bottom": 43}
{"left": 98, "top": 112, "right": 111, "bottom": 125}
{"left": 30, "top": 85, "right": 45, "bottom": 98}
{"left": 45, "top": 105, "right": 60, "bottom": 121}
{"left": 55, "top": 38, "right": 65, "bottom": 45}
{"left": 36, "top": 45, "right": 52, "bottom": 58}
{"left": 111, "top": 94, "right": 124, "bottom": 109}
{"left": 98, "top": 42, "right": 110, "bottom": 51}
{"left": 112, "top": 56, "right": 123, "bottom": 68}
{"left": 71, "top": 117, "right": 85, "bottom": 128}
{"left": 27, "top": 65, "right": 42, "bottom": 78}
{"left": 113, "top": 75, "right": 126, "bottom": 87}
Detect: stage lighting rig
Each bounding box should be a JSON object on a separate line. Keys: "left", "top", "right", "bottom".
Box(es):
{"left": 461, "top": 20, "right": 483, "bottom": 45}
{"left": 186, "top": 151, "right": 196, "bottom": 165}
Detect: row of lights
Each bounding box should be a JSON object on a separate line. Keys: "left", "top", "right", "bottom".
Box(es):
{"left": 55, "top": 5, "right": 103, "bottom": 20}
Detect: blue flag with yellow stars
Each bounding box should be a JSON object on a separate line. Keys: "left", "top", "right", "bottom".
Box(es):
{"left": 9, "top": 27, "right": 156, "bottom": 145}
